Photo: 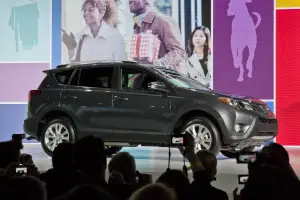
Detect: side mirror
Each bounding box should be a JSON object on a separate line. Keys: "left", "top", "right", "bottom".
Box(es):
{"left": 148, "top": 81, "right": 169, "bottom": 93}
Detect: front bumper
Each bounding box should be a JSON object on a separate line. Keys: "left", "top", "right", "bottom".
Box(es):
{"left": 221, "top": 109, "right": 278, "bottom": 149}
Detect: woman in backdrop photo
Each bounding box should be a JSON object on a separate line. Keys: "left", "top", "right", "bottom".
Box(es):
{"left": 186, "top": 26, "right": 212, "bottom": 88}
{"left": 62, "top": 0, "right": 127, "bottom": 62}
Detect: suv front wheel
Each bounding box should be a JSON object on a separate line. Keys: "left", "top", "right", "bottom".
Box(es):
{"left": 178, "top": 117, "right": 221, "bottom": 156}
{"left": 40, "top": 117, "right": 76, "bottom": 157}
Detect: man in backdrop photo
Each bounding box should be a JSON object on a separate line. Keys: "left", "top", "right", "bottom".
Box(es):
{"left": 128, "top": 0, "right": 186, "bottom": 74}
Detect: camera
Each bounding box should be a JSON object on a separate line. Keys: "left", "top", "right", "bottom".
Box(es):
{"left": 15, "top": 165, "right": 27, "bottom": 176}
{"left": 236, "top": 152, "right": 257, "bottom": 163}
{"left": 238, "top": 175, "right": 249, "bottom": 184}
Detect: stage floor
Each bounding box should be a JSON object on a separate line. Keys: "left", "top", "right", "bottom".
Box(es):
{"left": 22, "top": 144, "right": 300, "bottom": 200}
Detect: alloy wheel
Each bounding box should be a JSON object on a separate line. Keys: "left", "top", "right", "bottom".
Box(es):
{"left": 44, "top": 123, "right": 70, "bottom": 151}
{"left": 184, "top": 123, "right": 213, "bottom": 152}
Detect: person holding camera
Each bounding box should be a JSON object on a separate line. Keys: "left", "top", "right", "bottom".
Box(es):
{"left": 183, "top": 134, "right": 228, "bottom": 200}
{"left": 108, "top": 151, "right": 153, "bottom": 190}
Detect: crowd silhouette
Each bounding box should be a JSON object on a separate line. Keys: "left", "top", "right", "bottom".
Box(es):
{"left": 0, "top": 134, "right": 299, "bottom": 200}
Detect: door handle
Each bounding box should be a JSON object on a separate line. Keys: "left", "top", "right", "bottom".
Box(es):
{"left": 113, "top": 95, "right": 128, "bottom": 101}
{"left": 63, "top": 95, "right": 78, "bottom": 100}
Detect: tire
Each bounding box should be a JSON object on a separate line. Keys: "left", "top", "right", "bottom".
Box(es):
{"left": 221, "top": 146, "right": 256, "bottom": 159}
{"left": 178, "top": 117, "right": 221, "bottom": 156}
{"left": 105, "top": 146, "right": 122, "bottom": 157}
{"left": 40, "top": 117, "right": 76, "bottom": 157}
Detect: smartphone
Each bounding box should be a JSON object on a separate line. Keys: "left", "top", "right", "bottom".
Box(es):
{"left": 171, "top": 136, "right": 184, "bottom": 146}
{"left": 15, "top": 165, "right": 27, "bottom": 176}
{"left": 136, "top": 175, "right": 140, "bottom": 182}
{"left": 237, "top": 152, "right": 257, "bottom": 163}
{"left": 238, "top": 175, "right": 249, "bottom": 184}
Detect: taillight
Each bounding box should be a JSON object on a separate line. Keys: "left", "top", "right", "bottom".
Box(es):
{"left": 28, "top": 90, "right": 41, "bottom": 100}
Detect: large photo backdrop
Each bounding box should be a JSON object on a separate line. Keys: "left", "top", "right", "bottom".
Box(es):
{"left": 0, "top": 0, "right": 214, "bottom": 142}
{"left": 1, "top": 0, "right": 297, "bottom": 146}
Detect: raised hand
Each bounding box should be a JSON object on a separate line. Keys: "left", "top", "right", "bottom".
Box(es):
{"left": 62, "top": 29, "right": 77, "bottom": 50}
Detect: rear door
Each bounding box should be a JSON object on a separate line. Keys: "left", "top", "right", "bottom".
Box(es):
{"left": 111, "top": 66, "right": 173, "bottom": 143}
{"left": 61, "top": 65, "right": 118, "bottom": 139}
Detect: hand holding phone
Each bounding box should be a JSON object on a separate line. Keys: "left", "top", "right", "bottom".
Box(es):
{"left": 236, "top": 152, "right": 257, "bottom": 163}
{"left": 136, "top": 171, "right": 153, "bottom": 185}
{"left": 6, "top": 163, "right": 39, "bottom": 178}
{"left": 15, "top": 165, "right": 27, "bottom": 176}
{"left": 238, "top": 175, "right": 249, "bottom": 184}
{"left": 108, "top": 170, "right": 126, "bottom": 184}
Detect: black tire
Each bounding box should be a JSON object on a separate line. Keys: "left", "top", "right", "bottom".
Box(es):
{"left": 40, "top": 117, "right": 76, "bottom": 157}
{"left": 221, "top": 146, "right": 256, "bottom": 159}
{"left": 178, "top": 117, "right": 221, "bottom": 156}
{"left": 105, "top": 146, "right": 122, "bottom": 157}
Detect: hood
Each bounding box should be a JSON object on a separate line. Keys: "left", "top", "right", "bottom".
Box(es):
{"left": 213, "top": 91, "right": 264, "bottom": 104}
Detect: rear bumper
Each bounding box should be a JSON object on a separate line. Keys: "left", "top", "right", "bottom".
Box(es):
{"left": 23, "top": 117, "right": 39, "bottom": 140}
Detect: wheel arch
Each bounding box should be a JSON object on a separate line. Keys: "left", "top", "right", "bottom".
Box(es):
{"left": 172, "top": 109, "right": 225, "bottom": 145}
{"left": 37, "top": 110, "right": 77, "bottom": 139}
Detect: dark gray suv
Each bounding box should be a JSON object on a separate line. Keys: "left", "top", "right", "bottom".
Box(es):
{"left": 24, "top": 61, "right": 278, "bottom": 157}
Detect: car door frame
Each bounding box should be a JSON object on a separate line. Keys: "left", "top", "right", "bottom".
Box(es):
{"left": 61, "top": 64, "right": 120, "bottom": 139}
{"left": 112, "top": 64, "right": 178, "bottom": 144}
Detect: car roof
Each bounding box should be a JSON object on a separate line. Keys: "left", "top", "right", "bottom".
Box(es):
{"left": 44, "top": 60, "right": 180, "bottom": 75}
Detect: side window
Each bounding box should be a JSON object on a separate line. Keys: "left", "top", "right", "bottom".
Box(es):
{"left": 55, "top": 70, "right": 74, "bottom": 85}
{"left": 121, "top": 68, "right": 143, "bottom": 90}
{"left": 69, "top": 70, "right": 80, "bottom": 86}
{"left": 121, "top": 68, "right": 163, "bottom": 92}
{"left": 79, "top": 67, "right": 114, "bottom": 88}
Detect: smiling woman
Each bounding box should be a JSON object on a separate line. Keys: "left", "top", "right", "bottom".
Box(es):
{"left": 61, "top": 0, "right": 127, "bottom": 62}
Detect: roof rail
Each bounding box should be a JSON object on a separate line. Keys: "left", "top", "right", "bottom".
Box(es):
{"left": 55, "top": 60, "right": 137, "bottom": 68}
{"left": 56, "top": 64, "right": 69, "bottom": 68}
{"left": 122, "top": 60, "right": 137, "bottom": 64}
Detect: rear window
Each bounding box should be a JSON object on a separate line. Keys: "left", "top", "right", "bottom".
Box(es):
{"left": 55, "top": 70, "right": 75, "bottom": 85}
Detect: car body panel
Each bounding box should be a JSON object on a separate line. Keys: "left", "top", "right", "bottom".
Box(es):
{"left": 24, "top": 61, "right": 278, "bottom": 151}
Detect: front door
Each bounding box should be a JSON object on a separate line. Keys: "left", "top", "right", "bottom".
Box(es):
{"left": 111, "top": 67, "right": 172, "bottom": 143}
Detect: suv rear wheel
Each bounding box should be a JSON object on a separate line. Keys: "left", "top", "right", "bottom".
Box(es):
{"left": 178, "top": 117, "right": 221, "bottom": 156}
{"left": 40, "top": 117, "right": 76, "bottom": 157}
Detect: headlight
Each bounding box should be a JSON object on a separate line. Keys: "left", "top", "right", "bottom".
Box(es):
{"left": 218, "top": 97, "right": 253, "bottom": 110}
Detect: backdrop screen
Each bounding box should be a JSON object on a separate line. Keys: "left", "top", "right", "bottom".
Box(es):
{"left": 0, "top": 0, "right": 295, "bottom": 146}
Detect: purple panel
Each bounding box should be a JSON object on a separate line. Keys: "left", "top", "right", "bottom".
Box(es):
{"left": 0, "top": 63, "right": 49, "bottom": 102}
{"left": 213, "top": 0, "right": 274, "bottom": 99}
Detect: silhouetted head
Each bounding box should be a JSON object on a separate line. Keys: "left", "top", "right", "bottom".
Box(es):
{"left": 196, "top": 150, "right": 217, "bottom": 182}
{"left": 108, "top": 152, "right": 136, "bottom": 184}
{"left": 241, "top": 165, "right": 300, "bottom": 200}
{"left": 52, "top": 142, "right": 75, "bottom": 170}
{"left": 0, "top": 141, "right": 22, "bottom": 169}
{"left": 74, "top": 136, "right": 106, "bottom": 177}
{"left": 59, "top": 185, "right": 114, "bottom": 200}
{"left": 261, "top": 143, "right": 289, "bottom": 162}
{"left": 2, "top": 176, "right": 47, "bottom": 200}
{"left": 130, "top": 183, "right": 176, "bottom": 200}
{"left": 156, "top": 169, "right": 190, "bottom": 200}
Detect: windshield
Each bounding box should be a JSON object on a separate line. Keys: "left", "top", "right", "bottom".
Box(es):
{"left": 153, "top": 68, "right": 212, "bottom": 91}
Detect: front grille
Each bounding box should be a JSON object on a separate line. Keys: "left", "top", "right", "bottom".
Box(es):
{"left": 259, "top": 118, "right": 278, "bottom": 124}
{"left": 251, "top": 103, "right": 269, "bottom": 114}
